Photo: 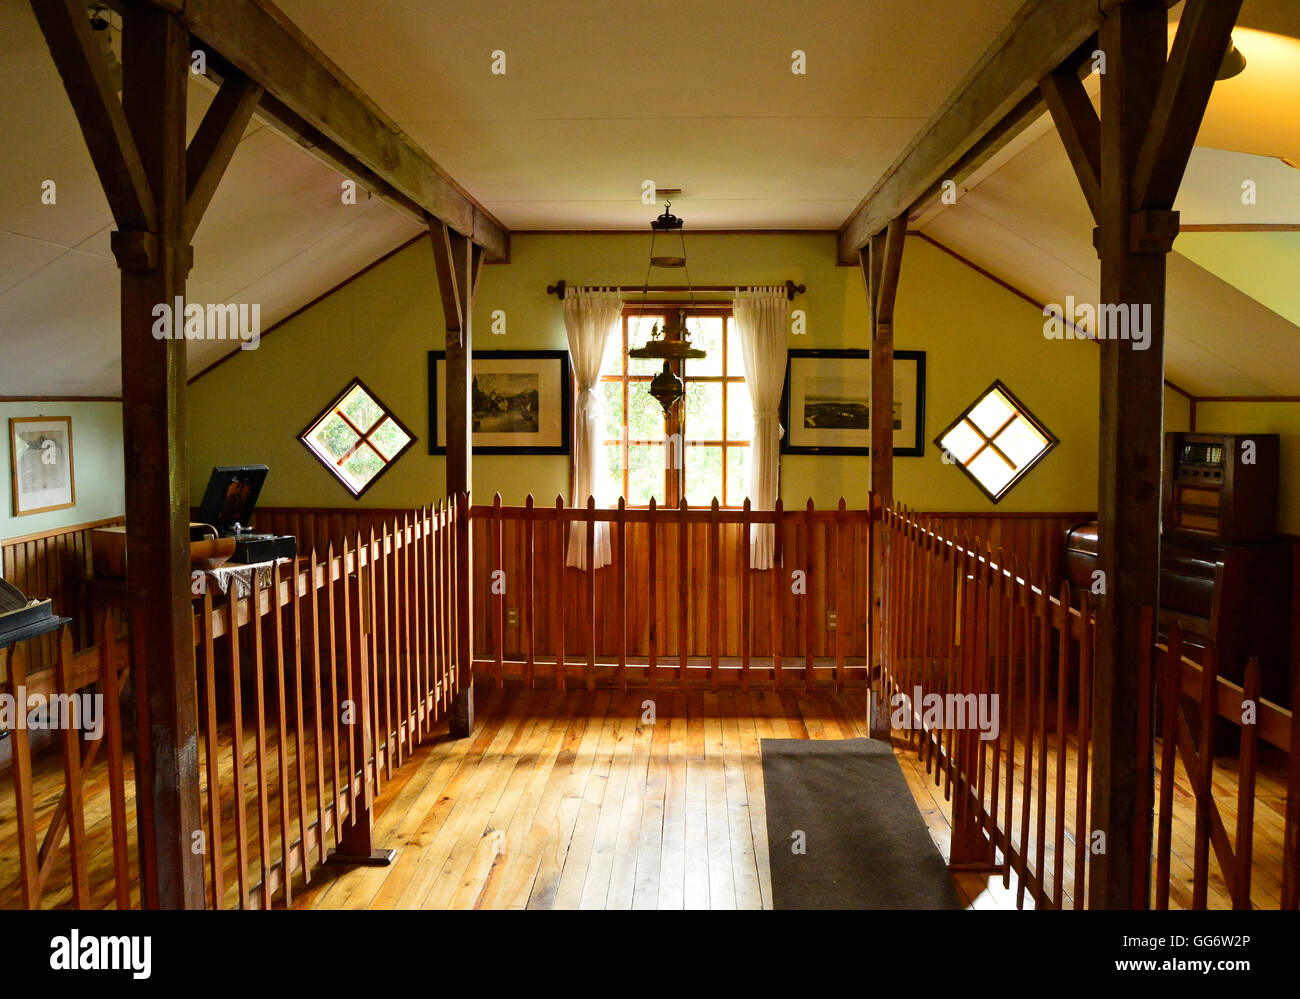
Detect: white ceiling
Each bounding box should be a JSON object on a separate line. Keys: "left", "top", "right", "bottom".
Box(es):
{"left": 1, "top": 0, "right": 1297, "bottom": 398}
{"left": 0, "top": 0, "right": 422, "bottom": 397}
{"left": 919, "top": 18, "right": 1300, "bottom": 398}
{"left": 272, "top": 0, "right": 1025, "bottom": 229}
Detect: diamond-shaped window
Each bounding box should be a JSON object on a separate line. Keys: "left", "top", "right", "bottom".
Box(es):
{"left": 935, "top": 381, "right": 1057, "bottom": 503}
{"left": 300, "top": 379, "right": 415, "bottom": 498}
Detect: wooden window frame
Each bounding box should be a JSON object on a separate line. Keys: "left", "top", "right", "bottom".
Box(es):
{"left": 933, "top": 379, "right": 1058, "bottom": 504}
{"left": 600, "top": 305, "right": 751, "bottom": 508}
{"left": 299, "top": 377, "right": 417, "bottom": 499}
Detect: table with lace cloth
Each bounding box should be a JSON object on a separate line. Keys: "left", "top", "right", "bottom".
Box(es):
{"left": 198, "top": 557, "right": 293, "bottom": 600}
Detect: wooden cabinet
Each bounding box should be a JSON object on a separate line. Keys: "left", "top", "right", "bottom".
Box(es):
{"left": 1162, "top": 432, "right": 1279, "bottom": 543}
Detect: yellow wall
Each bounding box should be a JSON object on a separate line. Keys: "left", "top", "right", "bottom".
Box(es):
{"left": 1165, "top": 385, "right": 1192, "bottom": 433}
{"left": 1192, "top": 400, "right": 1300, "bottom": 534}
{"left": 187, "top": 232, "right": 1103, "bottom": 513}
{"left": 0, "top": 400, "right": 124, "bottom": 543}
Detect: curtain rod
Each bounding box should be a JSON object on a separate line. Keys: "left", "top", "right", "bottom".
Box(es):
{"left": 545, "top": 279, "right": 806, "bottom": 301}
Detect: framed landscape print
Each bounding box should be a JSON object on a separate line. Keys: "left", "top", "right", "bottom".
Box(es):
{"left": 428, "top": 350, "right": 571, "bottom": 455}
{"left": 9, "top": 416, "right": 76, "bottom": 516}
{"left": 781, "top": 349, "right": 926, "bottom": 456}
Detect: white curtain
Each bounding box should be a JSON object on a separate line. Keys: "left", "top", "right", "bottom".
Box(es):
{"left": 563, "top": 286, "right": 623, "bottom": 568}
{"left": 733, "top": 286, "right": 790, "bottom": 569}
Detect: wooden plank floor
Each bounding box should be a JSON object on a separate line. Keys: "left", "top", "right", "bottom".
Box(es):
{"left": 1, "top": 686, "right": 1290, "bottom": 909}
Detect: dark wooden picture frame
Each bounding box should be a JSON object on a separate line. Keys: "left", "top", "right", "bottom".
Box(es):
{"left": 298, "top": 377, "right": 417, "bottom": 500}
{"left": 9, "top": 415, "right": 76, "bottom": 517}
{"left": 780, "top": 349, "right": 926, "bottom": 456}
{"left": 428, "top": 349, "right": 572, "bottom": 456}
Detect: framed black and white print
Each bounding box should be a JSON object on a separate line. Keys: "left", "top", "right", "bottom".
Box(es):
{"left": 428, "top": 350, "right": 571, "bottom": 455}
{"left": 780, "top": 349, "right": 926, "bottom": 456}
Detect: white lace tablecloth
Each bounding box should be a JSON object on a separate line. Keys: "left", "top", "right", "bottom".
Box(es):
{"left": 199, "top": 557, "right": 293, "bottom": 600}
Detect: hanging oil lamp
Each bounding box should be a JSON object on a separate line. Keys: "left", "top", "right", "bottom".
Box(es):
{"left": 628, "top": 202, "right": 706, "bottom": 417}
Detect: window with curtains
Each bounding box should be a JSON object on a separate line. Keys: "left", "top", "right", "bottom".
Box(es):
{"left": 598, "top": 306, "right": 752, "bottom": 507}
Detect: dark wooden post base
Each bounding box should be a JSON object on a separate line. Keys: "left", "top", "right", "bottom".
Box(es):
{"left": 450, "top": 685, "right": 475, "bottom": 739}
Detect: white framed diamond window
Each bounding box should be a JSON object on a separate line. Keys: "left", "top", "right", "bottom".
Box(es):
{"left": 935, "top": 380, "right": 1057, "bottom": 503}
{"left": 300, "top": 379, "right": 416, "bottom": 498}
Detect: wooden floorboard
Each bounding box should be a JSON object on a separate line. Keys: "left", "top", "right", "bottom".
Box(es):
{"left": 1, "top": 686, "right": 1290, "bottom": 910}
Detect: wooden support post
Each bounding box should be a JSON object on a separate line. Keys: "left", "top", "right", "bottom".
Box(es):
{"left": 31, "top": 0, "right": 270, "bottom": 907}
{"left": 1086, "top": 0, "right": 1241, "bottom": 910}
{"left": 432, "top": 220, "right": 483, "bottom": 737}
{"left": 115, "top": 3, "right": 203, "bottom": 910}
{"left": 862, "top": 214, "right": 906, "bottom": 738}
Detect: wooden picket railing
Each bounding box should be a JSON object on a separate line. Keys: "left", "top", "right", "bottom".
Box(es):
{"left": 0, "top": 617, "right": 135, "bottom": 908}
{"left": 876, "top": 500, "right": 1300, "bottom": 910}
{"left": 0, "top": 516, "right": 125, "bottom": 672}
{"left": 471, "top": 494, "right": 873, "bottom": 691}
{"left": 1152, "top": 627, "right": 1299, "bottom": 909}
{"left": 6, "top": 490, "right": 1295, "bottom": 909}
{"left": 1, "top": 498, "right": 465, "bottom": 909}
{"left": 189, "top": 498, "right": 465, "bottom": 908}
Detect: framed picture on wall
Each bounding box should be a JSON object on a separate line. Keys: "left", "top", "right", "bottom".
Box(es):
{"left": 781, "top": 349, "right": 926, "bottom": 456}
{"left": 428, "top": 350, "right": 571, "bottom": 455}
{"left": 9, "top": 416, "right": 76, "bottom": 516}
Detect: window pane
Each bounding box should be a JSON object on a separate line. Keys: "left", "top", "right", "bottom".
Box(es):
{"left": 685, "top": 316, "right": 724, "bottom": 376}
{"left": 684, "top": 381, "right": 723, "bottom": 440}
{"left": 685, "top": 445, "right": 723, "bottom": 507}
{"left": 301, "top": 379, "right": 412, "bottom": 497}
{"left": 627, "top": 444, "right": 663, "bottom": 506}
{"left": 992, "top": 415, "right": 1048, "bottom": 470}
{"left": 340, "top": 445, "right": 384, "bottom": 492}
{"left": 601, "top": 381, "right": 624, "bottom": 439}
{"left": 968, "top": 389, "right": 1015, "bottom": 436}
{"left": 309, "top": 415, "right": 359, "bottom": 462}
{"left": 727, "top": 383, "right": 752, "bottom": 440}
{"left": 340, "top": 385, "right": 384, "bottom": 433}
{"left": 968, "top": 448, "right": 1015, "bottom": 496}
{"left": 663, "top": 430, "right": 684, "bottom": 474}
{"left": 627, "top": 315, "right": 665, "bottom": 376}
{"left": 368, "top": 417, "right": 411, "bottom": 461}
{"left": 939, "top": 420, "right": 983, "bottom": 465}
{"left": 628, "top": 381, "right": 664, "bottom": 441}
{"left": 726, "top": 317, "right": 746, "bottom": 378}
{"left": 603, "top": 443, "right": 624, "bottom": 502}
{"left": 726, "top": 445, "right": 750, "bottom": 506}
{"left": 937, "top": 381, "right": 1055, "bottom": 503}
{"left": 600, "top": 328, "right": 625, "bottom": 377}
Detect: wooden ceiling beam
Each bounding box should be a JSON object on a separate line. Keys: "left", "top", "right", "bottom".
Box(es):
{"left": 430, "top": 221, "right": 467, "bottom": 340}
{"left": 183, "top": 69, "right": 263, "bottom": 241}
{"left": 837, "top": 0, "right": 1105, "bottom": 262}
{"left": 192, "top": 46, "right": 431, "bottom": 226}
{"left": 145, "top": 0, "right": 509, "bottom": 261}
{"left": 29, "top": 0, "right": 156, "bottom": 232}
{"left": 1039, "top": 63, "right": 1102, "bottom": 223}
{"left": 1132, "top": 0, "right": 1245, "bottom": 210}
{"left": 873, "top": 213, "right": 908, "bottom": 333}
{"left": 837, "top": 0, "right": 1180, "bottom": 263}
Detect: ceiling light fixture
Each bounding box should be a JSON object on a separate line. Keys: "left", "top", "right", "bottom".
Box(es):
{"left": 1217, "top": 35, "right": 1247, "bottom": 80}
{"left": 627, "top": 202, "right": 706, "bottom": 417}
